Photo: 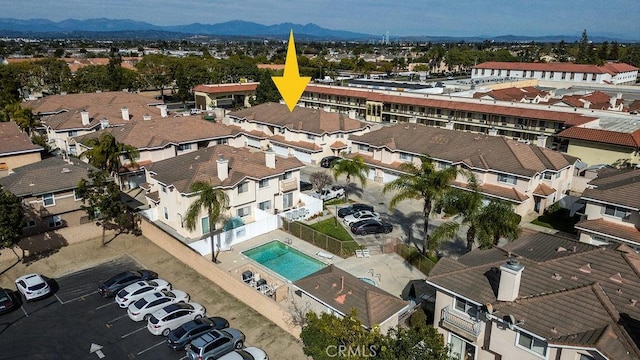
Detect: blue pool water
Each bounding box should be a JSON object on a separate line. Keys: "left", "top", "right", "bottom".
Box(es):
{"left": 242, "top": 241, "right": 326, "bottom": 282}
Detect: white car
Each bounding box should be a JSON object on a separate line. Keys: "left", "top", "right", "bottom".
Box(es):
{"left": 343, "top": 210, "right": 381, "bottom": 226}
{"left": 115, "top": 279, "right": 171, "bottom": 309}
{"left": 217, "top": 347, "right": 269, "bottom": 360}
{"left": 128, "top": 290, "right": 189, "bottom": 321}
{"left": 147, "top": 302, "right": 206, "bottom": 336}
{"left": 15, "top": 273, "right": 51, "bottom": 301}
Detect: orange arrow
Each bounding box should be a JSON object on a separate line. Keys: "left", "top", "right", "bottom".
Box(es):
{"left": 272, "top": 30, "right": 311, "bottom": 112}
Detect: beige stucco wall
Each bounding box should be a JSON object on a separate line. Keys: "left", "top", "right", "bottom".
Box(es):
{"left": 0, "top": 152, "right": 41, "bottom": 175}
{"left": 567, "top": 140, "right": 638, "bottom": 167}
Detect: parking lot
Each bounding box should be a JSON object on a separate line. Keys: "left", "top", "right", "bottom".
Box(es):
{"left": 0, "top": 256, "right": 198, "bottom": 359}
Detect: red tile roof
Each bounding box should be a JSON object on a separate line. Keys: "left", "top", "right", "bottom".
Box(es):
{"left": 192, "top": 83, "right": 259, "bottom": 94}
{"left": 533, "top": 183, "right": 556, "bottom": 196}
{"left": 330, "top": 141, "right": 347, "bottom": 149}
{"left": 473, "top": 61, "right": 639, "bottom": 74}
{"left": 558, "top": 127, "right": 640, "bottom": 148}
{"left": 304, "top": 85, "right": 595, "bottom": 126}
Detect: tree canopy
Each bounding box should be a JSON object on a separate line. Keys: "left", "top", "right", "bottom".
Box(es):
{"left": 0, "top": 188, "right": 24, "bottom": 248}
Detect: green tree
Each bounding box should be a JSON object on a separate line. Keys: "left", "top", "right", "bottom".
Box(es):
{"left": 378, "top": 326, "right": 452, "bottom": 360}
{"left": 576, "top": 29, "right": 593, "bottom": 64}
{"left": 68, "top": 65, "right": 108, "bottom": 93}
{"left": 1, "top": 103, "right": 38, "bottom": 135}
{"left": 252, "top": 69, "right": 281, "bottom": 105}
{"left": 0, "top": 187, "right": 24, "bottom": 248}
{"left": 184, "top": 180, "right": 230, "bottom": 263}
{"left": 431, "top": 176, "right": 521, "bottom": 252}
{"left": 80, "top": 133, "right": 139, "bottom": 176}
{"left": 136, "top": 54, "right": 174, "bottom": 97}
{"left": 383, "top": 155, "right": 458, "bottom": 256}
{"left": 76, "top": 170, "right": 128, "bottom": 246}
{"left": 331, "top": 156, "right": 369, "bottom": 200}
{"left": 34, "top": 58, "right": 71, "bottom": 94}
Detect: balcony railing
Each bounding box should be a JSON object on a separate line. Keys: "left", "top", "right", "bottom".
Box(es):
{"left": 281, "top": 177, "right": 298, "bottom": 193}
{"left": 441, "top": 306, "right": 482, "bottom": 339}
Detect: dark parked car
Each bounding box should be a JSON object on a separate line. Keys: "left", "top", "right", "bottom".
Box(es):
{"left": 337, "top": 203, "right": 374, "bottom": 218}
{"left": 98, "top": 270, "right": 158, "bottom": 298}
{"left": 0, "top": 288, "right": 17, "bottom": 315}
{"left": 320, "top": 156, "right": 340, "bottom": 168}
{"left": 350, "top": 219, "right": 393, "bottom": 235}
{"left": 185, "top": 328, "right": 245, "bottom": 360}
{"left": 299, "top": 180, "right": 313, "bottom": 191}
{"left": 167, "top": 316, "right": 230, "bottom": 351}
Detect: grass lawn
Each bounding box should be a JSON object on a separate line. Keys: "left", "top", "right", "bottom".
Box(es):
{"left": 531, "top": 208, "right": 580, "bottom": 234}
{"left": 308, "top": 217, "right": 355, "bottom": 242}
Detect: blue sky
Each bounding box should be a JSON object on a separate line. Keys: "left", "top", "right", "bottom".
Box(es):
{"left": 3, "top": 0, "right": 639, "bottom": 38}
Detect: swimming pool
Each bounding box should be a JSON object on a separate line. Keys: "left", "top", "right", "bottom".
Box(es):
{"left": 242, "top": 240, "right": 327, "bottom": 282}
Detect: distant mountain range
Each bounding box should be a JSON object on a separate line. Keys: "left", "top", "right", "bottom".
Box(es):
{"left": 0, "top": 18, "right": 637, "bottom": 43}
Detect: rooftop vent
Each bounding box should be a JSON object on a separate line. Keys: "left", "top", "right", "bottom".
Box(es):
{"left": 579, "top": 263, "right": 592, "bottom": 274}
{"left": 551, "top": 273, "right": 562, "bottom": 280}
{"left": 609, "top": 272, "right": 623, "bottom": 284}
{"left": 61, "top": 167, "right": 71, "bottom": 173}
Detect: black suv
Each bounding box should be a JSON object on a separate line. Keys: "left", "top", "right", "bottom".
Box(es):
{"left": 98, "top": 270, "right": 158, "bottom": 298}
{"left": 167, "top": 316, "right": 229, "bottom": 351}
{"left": 337, "top": 203, "right": 374, "bottom": 218}
{"left": 320, "top": 156, "right": 340, "bottom": 168}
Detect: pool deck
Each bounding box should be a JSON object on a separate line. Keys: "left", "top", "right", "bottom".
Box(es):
{"left": 216, "top": 229, "right": 426, "bottom": 299}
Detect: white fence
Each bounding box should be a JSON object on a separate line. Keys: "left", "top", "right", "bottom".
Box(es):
{"left": 189, "top": 208, "right": 279, "bottom": 256}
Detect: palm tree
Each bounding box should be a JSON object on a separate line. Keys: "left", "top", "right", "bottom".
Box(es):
{"left": 331, "top": 155, "right": 369, "bottom": 200}
{"left": 2, "top": 102, "right": 38, "bottom": 135}
{"left": 430, "top": 177, "right": 521, "bottom": 252}
{"left": 383, "top": 155, "right": 458, "bottom": 256}
{"left": 184, "top": 181, "right": 230, "bottom": 263}
{"left": 81, "top": 133, "right": 139, "bottom": 176}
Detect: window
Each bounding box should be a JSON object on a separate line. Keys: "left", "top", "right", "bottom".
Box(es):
{"left": 161, "top": 185, "right": 167, "bottom": 193}
{"left": 283, "top": 192, "right": 293, "bottom": 208}
{"left": 68, "top": 145, "right": 77, "bottom": 156}
{"left": 178, "top": 143, "right": 192, "bottom": 151}
{"left": 201, "top": 217, "right": 210, "bottom": 234}
{"left": 438, "top": 162, "right": 451, "bottom": 170}
{"left": 283, "top": 171, "right": 293, "bottom": 180}
{"left": 591, "top": 74, "right": 596, "bottom": 81}
{"left": 73, "top": 190, "right": 82, "bottom": 201}
{"left": 583, "top": 73, "right": 588, "bottom": 81}
{"left": 48, "top": 215, "right": 62, "bottom": 228}
{"left": 543, "top": 172, "right": 553, "bottom": 180}
{"left": 237, "top": 206, "right": 250, "bottom": 217}
{"left": 399, "top": 153, "right": 413, "bottom": 162}
{"left": 42, "top": 193, "right": 55, "bottom": 207}
{"left": 258, "top": 179, "right": 269, "bottom": 189}
{"left": 449, "top": 333, "right": 476, "bottom": 360}
{"left": 579, "top": 354, "right": 595, "bottom": 360}
{"left": 561, "top": 72, "right": 566, "bottom": 79}
{"left": 238, "top": 182, "right": 249, "bottom": 194}
{"left": 67, "top": 130, "right": 78, "bottom": 137}
{"left": 517, "top": 331, "right": 547, "bottom": 356}
{"left": 306, "top": 134, "right": 315, "bottom": 140}
{"left": 570, "top": 72, "right": 575, "bottom": 80}
{"left": 278, "top": 127, "right": 285, "bottom": 134}
{"left": 258, "top": 200, "right": 271, "bottom": 211}
{"left": 215, "top": 138, "right": 228, "bottom": 145}
{"left": 163, "top": 207, "right": 169, "bottom": 220}
{"left": 603, "top": 205, "right": 631, "bottom": 220}
{"left": 357, "top": 144, "right": 370, "bottom": 152}
{"left": 498, "top": 174, "right": 517, "bottom": 185}
{"left": 25, "top": 220, "right": 36, "bottom": 228}
{"left": 454, "top": 297, "right": 477, "bottom": 318}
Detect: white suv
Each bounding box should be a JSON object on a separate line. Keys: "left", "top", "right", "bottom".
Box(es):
{"left": 15, "top": 274, "right": 51, "bottom": 301}
{"left": 147, "top": 302, "right": 205, "bottom": 336}
{"left": 115, "top": 279, "right": 171, "bottom": 308}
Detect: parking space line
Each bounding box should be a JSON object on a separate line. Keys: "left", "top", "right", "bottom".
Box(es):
{"left": 107, "top": 313, "right": 129, "bottom": 324}
{"left": 96, "top": 302, "right": 115, "bottom": 310}
{"left": 20, "top": 305, "right": 28, "bottom": 317}
{"left": 54, "top": 294, "right": 63, "bottom": 304}
{"left": 58, "top": 291, "right": 98, "bottom": 305}
{"left": 121, "top": 326, "right": 147, "bottom": 339}
{"left": 178, "top": 356, "right": 187, "bottom": 360}
{"left": 136, "top": 340, "right": 165, "bottom": 356}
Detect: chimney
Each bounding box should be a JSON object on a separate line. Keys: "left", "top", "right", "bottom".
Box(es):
{"left": 158, "top": 104, "right": 168, "bottom": 118}
{"left": 217, "top": 155, "right": 229, "bottom": 181}
{"left": 143, "top": 114, "right": 151, "bottom": 121}
{"left": 81, "top": 110, "right": 90, "bottom": 126}
{"left": 100, "top": 118, "right": 109, "bottom": 129}
{"left": 265, "top": 150, "right": 276, "bottom": 169}
{"left": 497, "top": 259, "right": 524, "bottom": 302}
{"left": 121, "top": 107, "right": 129, "bottom": 120}
{"left": 536, "top": 135, "right": 548, "bottom": 148}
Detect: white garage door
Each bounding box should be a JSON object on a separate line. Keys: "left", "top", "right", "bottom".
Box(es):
{"left": 383, "top": 172, "right": 399, "bottom": 183}
{"left": 272, "top": 144, "right": 289, "bottom": 157}
{"left": 293, "top": 150, "right": 312, "bottom": 163}
{"left": 246, "top": 137, "right": 261, "bottom": 148}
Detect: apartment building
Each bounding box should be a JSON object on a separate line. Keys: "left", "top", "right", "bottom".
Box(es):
{"left": 143, "top": 145, "right": 304, "bottom": 240}
{"left": 426, "top": 230, "right": 640, "bottom": 360}
{"left": 226, "top": 102, "right": 371, "bottom": 164}
{"left": 192, "top": 83, "right": 258, "bottom": 110}
{"left": 472, "top": 61, "right": 638, "bottom": 85}
{"left": 348, "top": 124, "right": 578, "bottom": 217}
{"left": 575, "top": 168, "right": 640, "bottom": 250}
{"left": 23, "top": 91, "right": 167, "bottom": 153}
{"left": 301, "top": 84, "right": 596, "bottom": 150}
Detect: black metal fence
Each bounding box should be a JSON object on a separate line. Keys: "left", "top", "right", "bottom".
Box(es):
{"left": 281, "top": 219, "right": 359, "bottom": 258}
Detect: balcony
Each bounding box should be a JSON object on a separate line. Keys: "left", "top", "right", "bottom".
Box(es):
{"left": 440, "top": 306, "right": 482, "bottom": 340}
{"left": 281, "top": 177, "right": 298, "bottom": 193}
